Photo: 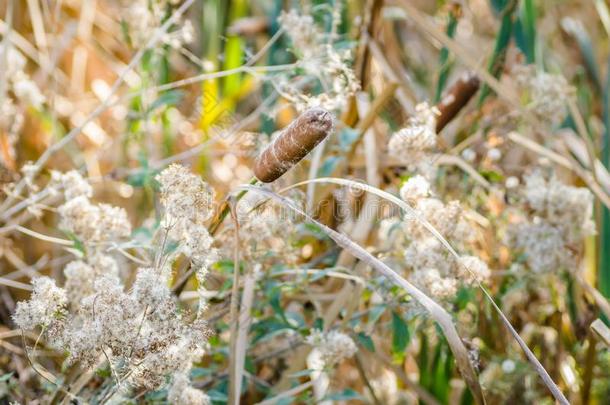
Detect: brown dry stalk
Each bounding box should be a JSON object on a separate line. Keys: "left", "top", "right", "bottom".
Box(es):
{"left": 435, "top": 72, "right": 480, "bottom": 132}
{"left": 228, "top": 198, "right": 241, "bottom": 405}
{"left": 228, "top": 16, "right": 269, "bottom": 37}
{"left": 591, "top": 319, "right": 610, "bottom": 347}
{"left": 253, "top": 108, "right": 333, "bottom": 183}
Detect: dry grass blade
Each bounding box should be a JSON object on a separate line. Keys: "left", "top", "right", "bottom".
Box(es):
{"left": 237, "top": 185, "right": 486, "bottom": 405}
{"left": 228, "top": 199, "right": 242, "bottom": 405}
{"left": 235, "top": 269, "right": 256, "bottom": 401}
{"left": 578, "top": 275, "right": 610, "bottom": 320}
{"left": 282, "top": 177, "right": 568, "bottom": 405}
{"left": 255, "top": 380, "right": 314, "bottom": 405}
{"left": 0, "top": 0, "right": 14, "bottom": 112}
{"left": 0, "top": 0, "right": 197, "bottom": 213}
{"left": 436, "top": 154, "right": 491, "bottom": 190}
{"left": 591, "top": 319, "right": 610, "bottom": 347}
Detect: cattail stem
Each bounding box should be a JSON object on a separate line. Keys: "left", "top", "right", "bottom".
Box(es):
{"left": 208, "top": 178, "right": 257, "bottom": 236}
{"left": 253, "top": 107, "right": 334, "bottom": 183}
{"left": 435, "top": 72, "right": 480, "bottom": 132}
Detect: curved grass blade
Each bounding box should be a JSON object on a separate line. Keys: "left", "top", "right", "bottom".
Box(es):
{"left": 282, "top": 177, "right": 569, "bottom": 405}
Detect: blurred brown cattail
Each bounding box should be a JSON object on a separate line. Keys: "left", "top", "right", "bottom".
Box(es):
{"left": 435, "top": 72, "right": 480, "bottom": 132}
{"left": 228, "top": 16, "right": 269, "bottom": 37}
{"left": 254, "top": 107, "right": 333, "bottom": 183}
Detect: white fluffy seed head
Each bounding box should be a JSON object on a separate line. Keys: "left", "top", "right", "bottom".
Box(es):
{"left": 13, "top": 277, "right": 67, "bottom": 330}
{"left": 388, "top": 102, "right": 439, "bottom": 164}
{"left": 400, "top": 175, "right": 431, "bottom": 203}
{"left": 306, "top": 330, "right": 357, "bottom": 367}
{"left": 58, "top": 196, "right": 131, "bottom": 244}
{"left": 51, "top": 170, "right": 93, "bottom": 200}
{"left": 156, "top": 164, "right": 215, "bottom": 224}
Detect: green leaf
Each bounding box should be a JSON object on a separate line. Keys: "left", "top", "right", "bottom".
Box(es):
{"left": 0, "top": 372, "right": 13, "bottom": 382}
{"left": 338, "top": 127, "right": 359, "bottom": 151}
{"left": 323, "top": 388, "right": 365, "bottom": 401}
{"left": 514, "top": 0, "right": 536, "bottom": 64}
{"left": 318, "top": 156, "right": 342, "bottom": 177}
{"left": 251, "top": 318, "right": 292, "bottom": 343}
{"left": 207, "top": 389, "right": 229, "bottom": 402}
{"left": 480, "top": 169, "right": 504, "bottom": 183}
{"left": 391, "top": 311, "right": 410, "bottom": 355}
{"left": 269, "top": 287, "right": 287, "bottom": 321}
{"left": 148, "top": 90, "right": 183, "bottom": 113}
{"left": 479, "top": 0, "right": 518, "bottom": 105}
{"left": 434, "top": 8, "right": 459, "bottom": 103}
{"left": 64, "top": 232, "right": 85, "bottom": 255}
{"left": 367, "top": 304, "right": 386, "bottom": 328}
{"left": 489, "top": 0, "right": 510, "bottom": 14}
{"left": 296, "top": 223, "right": 328, "bottom": 240}
{"left": 356, "top": 332, "right": 375, "bottom": 352}
{"left": 191, "top": 367, "right": 215, "bottom": 379}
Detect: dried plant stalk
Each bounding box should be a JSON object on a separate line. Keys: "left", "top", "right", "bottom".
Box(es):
{"left": 254, "top": 107, "right": 333, "bottom": 183}
{"left": 591, "top": 319, "right": 610, "bottom": 347}
{"left": 435, "top": 72, "right": 480, "bottom": 132}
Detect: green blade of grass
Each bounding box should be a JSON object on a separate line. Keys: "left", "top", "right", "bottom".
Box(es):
{"left": 514, "top": 0, "right": 536, "bottom": 64}
{"left": 433, "top": 5, "right": 460, "bottom": 103}
{"left": 478, "top": 0, "right": 518, "bottom": 106}
{"left": 223, "top": 0, "right": 248, "bottom": 99}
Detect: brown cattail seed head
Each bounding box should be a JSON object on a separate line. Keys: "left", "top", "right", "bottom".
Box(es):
{"left": 227, "top": 16, "right": 269, "bottom": 37}
{"left": 435, "top": 72, "right": 480, "bottom": 132}
{"left": 254, "top": 107, "right": 333, "bottom": 183}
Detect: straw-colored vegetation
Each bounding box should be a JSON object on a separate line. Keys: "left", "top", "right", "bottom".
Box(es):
{"left": 1, "top": 0, "right": 610, "bottom": 404}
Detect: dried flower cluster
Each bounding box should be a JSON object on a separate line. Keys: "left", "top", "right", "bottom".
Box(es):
{"left": 509, "top": 170, "right": 595, "bottom": 273}
{"left": 277, "top": 9, "right": 359, "bottom": 112}
{"left": 382, "top": 173, "right": 490, "bottom": 300}
{"left": 306, "top": 329, "right": 358, "bottom": 368}
{"left": 156, "top": 164, "right": 217, "bottom": 281}
{"left": 13, "top": 165, "right": 215, "bottom": 402}
{"left": 52, "top": 170, "right": 131, "bottom": 248}
{"left": 513, "top": 65, "right": 574, "bottom": 126}
{"left": 388, "top": 102, "right": 440, "bottom": 176}
{"left": 218, "top": 189, "right": 304, "bottom": 265}
{"left": 123, "top": 0, "right": 194, "bottom": 49}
